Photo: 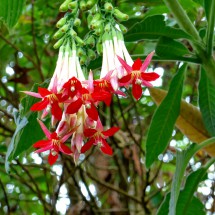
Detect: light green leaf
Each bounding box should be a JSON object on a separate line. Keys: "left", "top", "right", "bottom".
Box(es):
{"left": 145, "top": 64, "right": 187, "bottom": 168}
{"left": 199, "top": 68, "right": 215, "bottom": 136}
{"left": 0, "top": 0, "right": 26, "bottom": 29}
{"left": 125, "top": 15, "right": 192, "bottom": 42}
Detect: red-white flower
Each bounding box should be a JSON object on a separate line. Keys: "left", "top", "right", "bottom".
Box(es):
{"left": 118, "top": 51, "right": 160, "bottom": 100}
{"left": 81, "top": 118, "right": 119, "bottom": 155}
{"left": 33, "top": 120, "right": 75, "bottom": 165}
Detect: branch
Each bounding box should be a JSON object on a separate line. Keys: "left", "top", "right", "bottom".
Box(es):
{"left": 0, "top": 178, "right": 11, "bottom": 214}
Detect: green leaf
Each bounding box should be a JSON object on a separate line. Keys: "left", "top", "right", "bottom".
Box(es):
{"left": 199, "top": 68, "right": 215, "bottom": 136}
{"left": 145, "top": 64, "right": 187, "bottom": 168}
{"left": 0, "top": 0, "right": 26, "bottom": 29}
{"left": 157, "top": 157, "right": 214, "bottom": 215}
{"left": 156, "top": 37, "right": 192, "bottom": 59}
{"left": 125, "top": 15, "right": 192, "bottom": 42}
{"left": 5, "top": 81, "right": 49, "bottom": 172}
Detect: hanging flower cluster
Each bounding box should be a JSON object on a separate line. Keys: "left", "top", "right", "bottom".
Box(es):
{"left": 23, "top": 0, "right": 160, "bottom": 165}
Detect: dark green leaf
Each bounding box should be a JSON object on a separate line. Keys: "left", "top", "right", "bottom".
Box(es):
{"left": 145, "top": 64, "right": 187, "bottom": 168}
{"left": 0, "top": 0, "right": 26, "bottom": 29}
{"left": 199, "top": 68, "right": 215, "bottom": 136}
{"left": 156, "top": 37, "right": 192, "bottom": 58}
{"left": 125, "top": 15, "right": 192, "bottom": 42}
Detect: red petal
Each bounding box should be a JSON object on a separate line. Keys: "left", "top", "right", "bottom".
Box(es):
{"left": 38, "top": 87, "right": 51, "bottom": 97}
{"left": 30, "top": 99, "right": 49, "bottom": 111}
{"left": 66, "top": 98, "right": 83, "bottom": 114}
{"left": 141, "top": 72, "right": 160, "bottom": 81}
{"left": 81, "top": 138, "right": 94, "bottom": 153}
{"left": 132, "top": 58, "right": 142, "bottom": 70}
{"left": 84, "top": 128, "right": 97, "bottom": 137}
{"left": 48, "top": 153, "right": 58, "bottom": 165}
{"left": 51, "top": 103, "right": 62, "bottom": 120}
{"left": 60, "top": 143, "right": 73, "bottom": 154}
{"left": 86, "top": 103, "right": 98, "bottom": 121}
{"left": 102, "top": 127, "right": 120, "bottom": 137}
{"left": 100, "top": 140, "right": 113, "bottom": 155}
{"left": 132, "top": 82, "right": 142, "bottom": 100}
{"left": 119, "top": 74, "right": 132, "bottom": 84}
{"left": 140, "top": 51, "right": 155, "bottom": 72}
{"left": 33, "top": 140, "right": 51, "bottom": 148}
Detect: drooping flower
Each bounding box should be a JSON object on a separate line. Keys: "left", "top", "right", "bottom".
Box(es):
{"left": 81, "top": 118, "right": 119, "bottom": 155}
{"left": 118, "top": 51, "right": 160, "bottom": 100}
{"left": 33, "top": 120, "right": 76, "bottom": 165}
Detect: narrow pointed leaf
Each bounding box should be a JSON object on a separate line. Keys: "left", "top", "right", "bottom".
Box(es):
{"left": 146, "top": 64, "right": 186, "bottom": 168}
{"left": 199, "top": 68, "right": 215, "bottom": 136}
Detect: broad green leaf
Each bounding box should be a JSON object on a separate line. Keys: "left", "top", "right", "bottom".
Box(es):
{"left": 124, "top": 15, "right": 192, "bottom": 42}
{"left": 156, "top": 37, "right": 192, "bottom": 58}
{"left": 199, "top": 68, "right": 215, "bottom": 136}
{"left": 145, "top": 64, "right": 186, "bottom": 168}
{"left": 0, "top": 0, "right": 26, "bottom": 29}
{"left": 5, "top": 81, "right": 49, "bottom": 172}
{"left": 144, "top": 6, "right": 169, "bottom": 19}
{"left": 149, "top": 87, "right": 215, "bottom": 156}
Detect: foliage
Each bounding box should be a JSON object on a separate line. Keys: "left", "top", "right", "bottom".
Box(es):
{"left": 0, "top": 0, "right": 215, "bottom": 214}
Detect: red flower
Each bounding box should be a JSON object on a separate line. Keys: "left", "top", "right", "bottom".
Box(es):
{"left": 23, "top": 87, "right": 63, "bottom": 120}
{"left": 62, "top": 77, "right": 82, "bottom": 99}
{"left": 118, "top": 51, "right": 160, "bottom": 100}
{"left": 33, "top": 120, "right": 75, "bottom": 165}
{"left": 81, "top": 118, "right": 119, "bottom": 155}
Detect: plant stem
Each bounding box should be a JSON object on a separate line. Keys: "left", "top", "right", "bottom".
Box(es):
{"left": 163, "top": 0, "right": 215, "bottom": 85}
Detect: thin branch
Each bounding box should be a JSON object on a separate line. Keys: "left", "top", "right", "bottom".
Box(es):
{"left": 0, "top": 178, "right": 11, "bottom": 214}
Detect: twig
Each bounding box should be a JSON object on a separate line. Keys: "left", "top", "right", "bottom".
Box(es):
{"left": 0, "top": 178, "right": 11, "bottom": 214}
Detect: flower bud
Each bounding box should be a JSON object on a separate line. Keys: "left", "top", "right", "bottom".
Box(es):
{"left": 80, "top": 55, "right": 87, "bottom": 65}
{"left": 53, "top": 37, "right": 65, "bottom": 49}
{"left": 60, "top": 24, "right": 69, "bottom": 33}
{"left": 68, "top": 0, "right": 78, "bottom": 9}
{"left": 59, "top": 0, "right": 71, "bottom": 12}
{"left": 75, "top": 36, "right": 85, "bottom": 46}
{"left": 86, "top": 0, "right": 97, "bottom": 9}
{"left": 113, "top": 9, "right": 129, "bottom": 21}
{"left": 87, "top": 14, "right": 93, "bottom": 28}
{"left": 53, "top": 29, "right": 65, "bottom": 40}
{"left": 104, "top": 2, "right": 113, "bottom": 12}
{"left": 85, "top": 35, "right": 95, "bottom": 48}
{"left": 90, "top": 4, "right": 97, "bottom": 15}
{"left": 74, "top": 18, "right": 81, "bottom": 26}
{"left": 118, "top": 23, "right": 128, "bottom": 33}
{"left": 94, "top": 24, "right": 104, "bottom": 36}
{"left": 80, "top": 0, "right": 87, "bottom": 11}
{"left": 96, "top": 41, "right": 102, "bottom": 55}
{"left": 104, "top": 23, "right": 111, "bottom": 32}
{"left": 56, "top": 17, "right": 67, "bottom": 28}
{"left": 91, "top": 20, "right": 103, "bottom": 30}
{"left": 88, "top": 48, "right": 96, "bottom": 60}
{"left": 70, "top": 29, "right": 77, "bottom": 37}
{"left": 77, "top": 47, "right": 86, "bottom": 57}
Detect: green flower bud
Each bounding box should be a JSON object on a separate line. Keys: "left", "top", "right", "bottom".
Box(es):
{"left": 89, "top": 13, "right": 102, "bottom": 29}
{"left": 91, "top": 20, "right": 103, "bottom": 30}
{"left": 113, "top": 9, "right": 129, "bottom": 21}
{"left": 56, "top": 17, "right": 67, "bottom": 28}
{"left": 59, "top": 0, "right": 71, "bottom": 12}
{"left": 74, "top": 18, "right": 81, "bottom": 26}
{"left": 60, "top": 24, "right": 69, "bottom": 33}
{"left": 104, "top": 23, "right": 111, "bottom": 32}
{"left": 77, "top": 47, "right": 86, "bottom": 57}
{"left": 118, "top": 23, "right": 127, "bottom": 33}
{"left": 88, "top": 48, "right": 96, "bottom": 60}
{"left": 53, "top": 37, "right": 65, "bottom": 49}
{"left": 104, "top": 2, "right": 113, "bottom": 12}
{"left": 80, "top": 0, "right": 87, "bottom": 11}
{"left": 94, "top": 24, "right": 104, "bottom": 36}
{"left": 90, "top": 4, "right": 97, "bottom": 15}
{"left": 96, "top": 41, "right": 102, "bottom": 55}
{"left": 85, "top": 35, "right": 95, "bottom": 48}
{"left": 87, "top": 14, "right": 93, "bottom": 28}
{"left": 80, "top": 55, "right": 88, "bottom": 65}
{"left": 70, "top": 29, "right": 77, "bottom": 37}
{"left": 86, "top": 0, "right": 97, "bottom": 9}
{"left": 68, "top": 1, "right": 78, "bottom": 9}
{"left": 53, "top": 29, "right": 65, "bottom": 40}
{"left": 75, "top": 36, "right": 85, "bottom": 46}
